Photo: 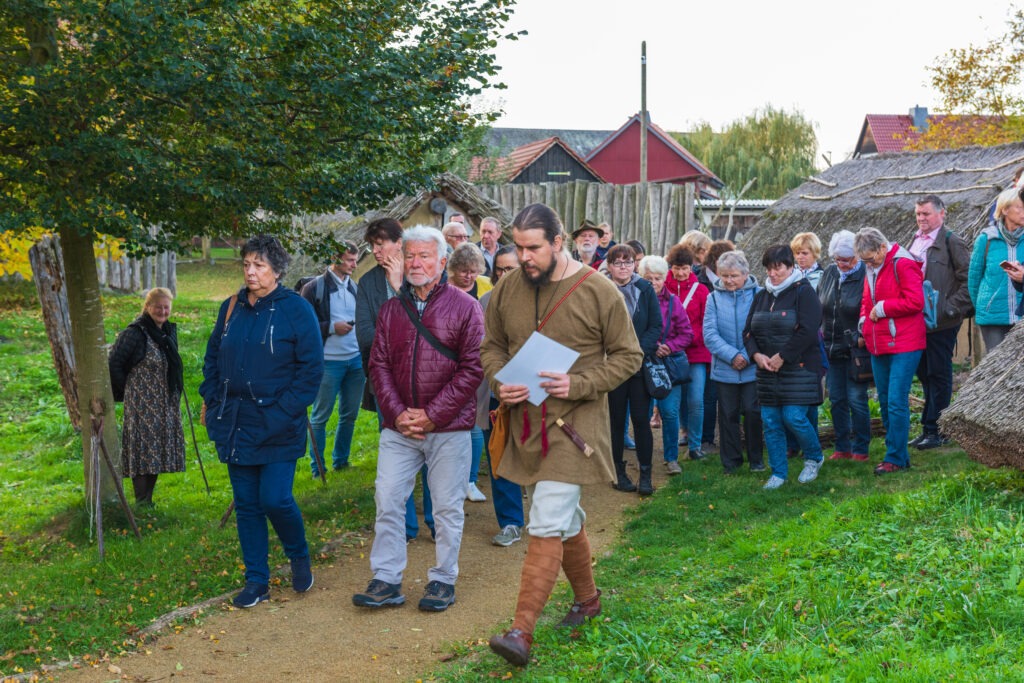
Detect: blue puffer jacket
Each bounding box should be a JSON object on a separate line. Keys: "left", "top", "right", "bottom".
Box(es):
{"left": 200, "top": 284, "right": 324, "bottom": 465}
{"left": 703, "top": 275, "right": 759, "bottom": 384}
{"left": 968, "top": 224, "right": 1024, "bottom": 326}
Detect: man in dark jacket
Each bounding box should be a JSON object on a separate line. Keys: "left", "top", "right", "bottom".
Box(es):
{"left": 300, "top": 242, "right": 363, "bottom": 475}
{"left": 908, "top": 195, "right": 973, "bottom": 449}
{"left": 352, "top": 226, "right": 484, "bottom": 614}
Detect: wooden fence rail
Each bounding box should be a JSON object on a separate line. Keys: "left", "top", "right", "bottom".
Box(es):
{"left": 477, "top": 180, "right": 698, "bottom": 254}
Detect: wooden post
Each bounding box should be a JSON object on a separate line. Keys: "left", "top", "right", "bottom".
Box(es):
{"left": 683, "top": 183, "right": 696, "bottom": 234}
{"left": 640, "top": 42, "right": 648, "bottom": 185}
{"left": 28, "top": 236, "right": 81, "bottom": 431}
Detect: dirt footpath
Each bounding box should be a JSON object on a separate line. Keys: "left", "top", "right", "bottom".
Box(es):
{"left": 54, "top": 459, "right": 675, "bottom": 682}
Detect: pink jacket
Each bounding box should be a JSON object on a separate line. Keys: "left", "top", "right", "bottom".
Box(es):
{"left": 859, "top": 244, "right": 927, "bottom": 356}
{"left": 668, "top": 273, "right": 711, "bottom": 363}
{"left": 370, "top": 281, "right": 484, "bottom": 431}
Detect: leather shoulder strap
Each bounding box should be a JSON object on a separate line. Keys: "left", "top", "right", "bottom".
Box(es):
{"left": 537, "top": 268, "right": 595, "bottom": 331}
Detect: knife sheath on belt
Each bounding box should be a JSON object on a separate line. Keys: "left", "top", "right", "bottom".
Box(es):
{"left": 555, "top": 418, "right": 594, "bottom": 457}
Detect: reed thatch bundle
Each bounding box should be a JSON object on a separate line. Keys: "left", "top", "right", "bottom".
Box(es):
{"left": 940, "top": 321, "right": 1024, "bottom": 469}
{"left": 740, "top": 142, "right": 1024, "bottom": 278}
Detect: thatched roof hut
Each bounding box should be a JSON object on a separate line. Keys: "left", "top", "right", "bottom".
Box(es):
{"left": 739, "top": 142, "right": 1024, "bottom": 276}
{"left": 289, "top": 173, "right": 513, "bottom": 279}
{"left": 940, "top": 321, "right": 1024, "bottom": 469}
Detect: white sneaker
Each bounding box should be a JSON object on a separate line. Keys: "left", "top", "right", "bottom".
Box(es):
{"left": 466, "top": 482, "right": 487, "bottom": 502}
{"left": 491, "top": 525, "right": 523, "bottom": 547}
{"left": 762, "top": 475, "right": 786, "bottom": 490}
{"left": 798, "top": 459, "right": 823, "bottom": 484}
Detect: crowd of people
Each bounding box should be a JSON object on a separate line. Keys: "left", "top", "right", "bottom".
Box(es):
{"left": 106, "top": 180, "right": 1024, "bottom": 667}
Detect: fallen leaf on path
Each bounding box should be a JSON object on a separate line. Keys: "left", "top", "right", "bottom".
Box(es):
{"left": 107, "top": 664, "right": 121, "bottom": 674}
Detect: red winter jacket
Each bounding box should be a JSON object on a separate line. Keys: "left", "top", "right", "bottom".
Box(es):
{"left": 370, "top": 280, "right": 484, "bottom": 431}
{"left": 859, "top": 244, "right": 927, "bottom": 356}
{"left": 666, "top": 272, "right": 711, "bottom": 364}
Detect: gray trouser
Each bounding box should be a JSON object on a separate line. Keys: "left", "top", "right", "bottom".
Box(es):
{"left": 370, "top": 428, "right": 471, "bottom": 585}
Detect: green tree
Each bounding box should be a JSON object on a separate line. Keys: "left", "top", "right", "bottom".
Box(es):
{"left": 911, "top": 8, "right": 1024, "bottom": 150}
{"left": 674, "top": 106, "right": 819, "bottom": 199}
{"left": 0, "top": 0, "right": 517, "bottom": 497}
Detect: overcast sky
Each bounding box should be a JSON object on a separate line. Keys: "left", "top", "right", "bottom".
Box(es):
{"left": 486, "top": 0, "right": 1019, "bottom": 168}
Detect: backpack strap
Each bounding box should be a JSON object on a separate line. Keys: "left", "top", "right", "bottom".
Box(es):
{"left": 682, "top": 281, "right": 700, "bottom": 308}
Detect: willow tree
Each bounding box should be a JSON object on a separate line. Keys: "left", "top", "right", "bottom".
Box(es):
{"left": 910, "top": 8, "right": 1024, "bottom": 150}
{"left": 0, "top": 0, "right": 517, "bottom": 498}
{"left": 674, "top": 106, "right": 819, "bottom": 200}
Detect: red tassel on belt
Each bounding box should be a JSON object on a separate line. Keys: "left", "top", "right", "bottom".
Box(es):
{"left": 520, "top": 404, "right": 550, "bottom": 457}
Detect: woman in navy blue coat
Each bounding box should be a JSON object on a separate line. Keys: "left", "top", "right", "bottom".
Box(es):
{"left": 201, "top": 235, "right": 324, "bottom": 608}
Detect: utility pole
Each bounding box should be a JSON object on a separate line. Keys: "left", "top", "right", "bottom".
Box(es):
{"left": 640, "top": 41, "right": 648, "bottom": 184}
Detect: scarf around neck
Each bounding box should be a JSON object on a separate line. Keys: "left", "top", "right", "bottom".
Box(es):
{"left": 998, "top": 218, "right": 1024, "bottom": 248}
{"left": 134, "top": 313, "right": 184, "bottom": 396}
{"left": 613, "top": 273, "right": 642, "bottom": 315}
{"left": 764, "top": 268, "right": 803, "bottom": 296}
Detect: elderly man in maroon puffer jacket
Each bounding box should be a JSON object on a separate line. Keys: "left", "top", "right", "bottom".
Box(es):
{"left": 353, "top": 225, "right": 485, "bottom": 613}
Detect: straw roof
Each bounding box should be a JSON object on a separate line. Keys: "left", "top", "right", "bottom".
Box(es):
{"left": 940, "top": 321, "right": 1024, "bottom": 470}
{"left": 739, "top": 142, "right": 1024, "bottom": 276}
{"left": 335, "top": 172, "right": 513, "bottom": 248}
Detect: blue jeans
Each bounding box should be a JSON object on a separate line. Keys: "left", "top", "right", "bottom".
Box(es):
{"left": 657, "top": 384, "right": 683, "bottom": 462}
{"left": 785, "top": 406, "right": 818, "bottom": 453}
{"left": 228, "top": 460, "right": 309, "bottom": 585}
{"left": 483, "top": 427, "right": 526, "bottom": 529}
{"left": 872, "top": 350, "right": 923, "bottom": 468}
{"left": 761, "top": 404, "right": 823, "bottom": 480}
{"left": 469, "top": 426, "right": 483, "bottom": 483}
{"left": 309, "top": 356, "right": 365, "bottom": 473}
{"left": 684, "top": 363, "right": 707, "bottom": 451}
{"left": 826, "top": 358, "right": 871, "bottom": 454}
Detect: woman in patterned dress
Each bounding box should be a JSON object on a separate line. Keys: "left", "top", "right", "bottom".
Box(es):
{"left": 108, "top": 287, "right": 185, "bottom": 506}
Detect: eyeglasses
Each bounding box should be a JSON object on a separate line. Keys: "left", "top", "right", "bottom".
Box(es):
{"left": 608, "top": 260, "right": 634, "bottom": 267}
{"left": 834, "top": 256, "right": 856, "bottom": 265}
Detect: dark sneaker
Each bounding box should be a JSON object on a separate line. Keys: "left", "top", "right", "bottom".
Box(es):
{"left": 489, "top": 629, "right": 532, "bottom": 666}
{"left": 688, "top": 449, "right": 706, "bottom": 461}
{"left": 874, "top": 461, "right": 909, "bottom": 475}
{"left": 908, "top": 433, "right": 926, "bottom": 447}
{"left": 291, "top": 556, "right": 314, "bottom": 593}
{"left": 915, "top": 434, "right": 950, "bottom": 450}
{"left": 232, "top": 582, "right": 269, "bottom": 608}
{"left": 749, "top": 463, "right": 766, "bottom": 472}
{"left": 352, "top": 579, "right": 405, "bottom": 608}
{"left": 418, "top": 580, "right": 456, "bottom": 612}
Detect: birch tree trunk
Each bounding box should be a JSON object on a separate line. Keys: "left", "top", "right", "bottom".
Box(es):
{"left": 28, "top": 235, "right": 81, "bottom": 431}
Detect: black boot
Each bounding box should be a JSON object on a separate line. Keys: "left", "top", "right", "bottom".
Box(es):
{"left": 613, "top": 462, "right": 636, "bottom": 492}
{"left": 637, "top": 466, "right": 654, "bottom": 496}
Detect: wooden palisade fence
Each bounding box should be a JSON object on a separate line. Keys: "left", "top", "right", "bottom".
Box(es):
{"left": 477, "top": 180, "right": 698, "bottom": 253}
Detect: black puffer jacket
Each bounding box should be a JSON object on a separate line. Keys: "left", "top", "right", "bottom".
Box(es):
{"left": 818, "top": 263, "right": 865, "bottom": 360}
{"left": 743, "top": 278, "right": 823, "bottom": 407}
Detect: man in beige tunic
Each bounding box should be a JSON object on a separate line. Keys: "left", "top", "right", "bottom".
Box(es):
{"left": 483, "top": 203, "right": 642, "bottom": 666}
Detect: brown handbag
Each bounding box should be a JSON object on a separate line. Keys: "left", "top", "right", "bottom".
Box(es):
{"left": 487, "top": 269, "right": 595, "bottom": 472}
{"left": 200, "top": 294, "right": 238, "bottom": 426}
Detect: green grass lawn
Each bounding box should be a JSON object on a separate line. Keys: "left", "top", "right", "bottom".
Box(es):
{"left": 0, "top": 264, "right": 379, "bottom": 677}
{"left": 431, "top": 451, "right": 1024, "bottom": 680}
{"left": 3, "top": 263, "right": 1023, "bottom": 680}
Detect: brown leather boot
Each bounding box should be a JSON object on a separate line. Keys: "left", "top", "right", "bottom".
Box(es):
{"left": 558, "top": 590, "right": 602, "bottom": 627}
{"left": 488, "top": 628, "right": 533, "bottom": 666}
{"left": 489, "top": 535, "right": 563, "bottom": 666}
{"left": 558, "top": 527, "right": 601, "bottom": 627}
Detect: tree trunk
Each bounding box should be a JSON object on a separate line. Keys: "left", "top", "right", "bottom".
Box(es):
{"left": 201, "top": 236, "right": 213, "bottom": 264}
{"left": 58, "top": 226, "right": 121, "bottom": 500}
{"left": 28, "top": 235, "right": 82, "bottom": 431}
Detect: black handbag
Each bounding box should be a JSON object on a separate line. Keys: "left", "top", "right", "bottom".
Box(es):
{"left": 661, "top": 295, "right": 690, "bottom": 385}
{"left": 848, "top": 345, "right": 873, "bottom": 384}
{"left": 642, "top": 355, "right": 673, "bottom": 399}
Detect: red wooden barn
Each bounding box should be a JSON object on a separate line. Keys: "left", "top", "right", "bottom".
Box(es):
{"left": 585, "top": 113, "right": 723, "bottom": 197}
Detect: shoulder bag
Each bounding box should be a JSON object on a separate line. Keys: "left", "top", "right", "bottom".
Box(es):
{"left": 660, "top": 294, "right": 690, "bottom": 385}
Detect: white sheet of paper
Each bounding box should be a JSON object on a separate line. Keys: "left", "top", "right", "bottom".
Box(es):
{"left": 493, "top": 331, "right": 581, "bottom": 406}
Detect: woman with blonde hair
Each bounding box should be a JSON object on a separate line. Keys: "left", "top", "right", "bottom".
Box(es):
{"left": 108, "top": 287, "right": 185, "bottom": 507}
{"left": 969, "top": 186, "right": 1024, "bottom": 351}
